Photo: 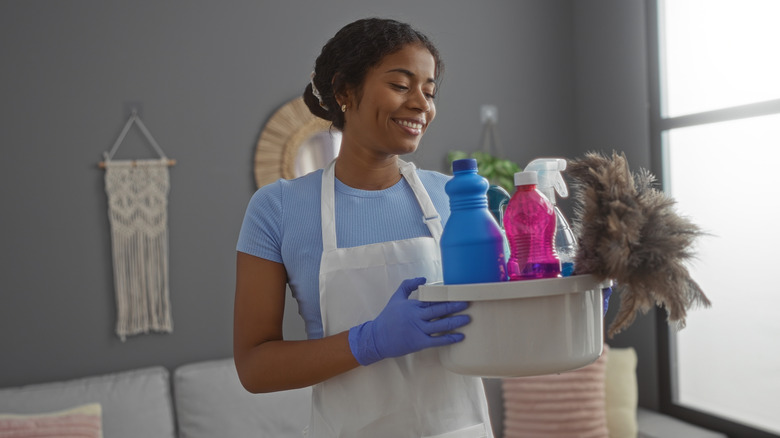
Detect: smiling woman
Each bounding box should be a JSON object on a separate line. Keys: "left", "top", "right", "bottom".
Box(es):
{"left": 234, "top": 17, "right": 496, "bottom": 438}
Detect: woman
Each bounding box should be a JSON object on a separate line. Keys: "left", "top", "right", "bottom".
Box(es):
{"left": 234, "top": 18, "right": 493, "bottom": 437}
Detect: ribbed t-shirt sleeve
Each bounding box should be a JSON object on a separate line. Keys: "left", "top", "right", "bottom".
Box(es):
{"left": 236, "top": 181, "right": 284, "bottom": 264}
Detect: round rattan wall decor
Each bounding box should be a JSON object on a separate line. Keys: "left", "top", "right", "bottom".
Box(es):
{"left": 254, "top": 97, "right": 331, "bottom": 188}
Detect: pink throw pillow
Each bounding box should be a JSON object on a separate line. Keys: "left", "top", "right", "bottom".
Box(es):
{"left": 0, "top": 403, "right": 102, "bottom": 438}
{"left": 502, "top": 344, "right": 609, "bottom": 438}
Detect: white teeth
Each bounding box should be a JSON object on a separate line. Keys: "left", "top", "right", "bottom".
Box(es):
{"left": 397, "top": 120, "right": 423, "bottom": 130}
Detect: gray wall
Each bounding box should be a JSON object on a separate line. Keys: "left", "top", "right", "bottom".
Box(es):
{"left": 0, "top": 0, "right": 657, "bottom": 411}
{"left": 572, "top": 0, "right": 658, "bottom": 410}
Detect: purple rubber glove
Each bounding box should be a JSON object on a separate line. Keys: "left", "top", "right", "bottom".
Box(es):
{"left": 348, "top": 277, "right": 471, "bottom": 366}
{"left": 603, "top": 287, "right": 612, "bottom": 316}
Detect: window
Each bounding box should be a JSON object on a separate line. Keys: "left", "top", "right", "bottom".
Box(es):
{"left": 650, "top": 1, "right": 780, "bottom": 437}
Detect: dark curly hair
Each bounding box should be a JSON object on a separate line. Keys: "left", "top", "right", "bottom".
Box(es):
{"left": 303, "top": 18, "right": 443, "bottom": 130}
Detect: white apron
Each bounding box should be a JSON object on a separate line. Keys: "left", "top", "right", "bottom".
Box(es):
{"left": 308, "top": 159, "right": 493, "bottom": 438}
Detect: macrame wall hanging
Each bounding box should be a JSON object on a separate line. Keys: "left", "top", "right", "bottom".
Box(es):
{"left": 99, "top": 110, "right": 177, "bottom": 341}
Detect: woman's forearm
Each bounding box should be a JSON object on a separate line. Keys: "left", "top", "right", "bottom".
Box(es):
{"left": 234, "top": 252, "right": 360, "bottom": 393}
{"left": 234, "top": 331, "right": 359, "bottom": 393}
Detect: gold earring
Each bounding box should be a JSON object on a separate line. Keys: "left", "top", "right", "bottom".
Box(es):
{"left": 341, "top": 104, "right": 347, "bottom": 113}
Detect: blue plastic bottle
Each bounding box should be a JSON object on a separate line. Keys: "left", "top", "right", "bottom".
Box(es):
{"left": 504, "top": 171, "right": 561, "bottom": 280}
{"left": 441, "top": 159, "right": 507, "bottom": 284}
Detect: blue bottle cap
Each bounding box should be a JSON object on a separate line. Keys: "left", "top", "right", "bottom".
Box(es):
{"left": 452, "top": 158, "right": 478, "bottom": 172}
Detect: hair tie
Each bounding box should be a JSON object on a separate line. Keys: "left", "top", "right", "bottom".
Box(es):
{"left": 310, "top": 71, "right": 328, "bottom": 110}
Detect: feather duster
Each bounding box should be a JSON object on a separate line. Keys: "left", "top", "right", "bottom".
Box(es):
{"left": 566, "top": 151, "right": 711, "bottom": 337}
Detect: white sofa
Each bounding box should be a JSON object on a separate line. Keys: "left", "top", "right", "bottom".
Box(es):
{"left": 0, "top": 359, "right": 310, "bottom": 438}
{"left": 0, "top": 358, "right": 725, "bottom": 438}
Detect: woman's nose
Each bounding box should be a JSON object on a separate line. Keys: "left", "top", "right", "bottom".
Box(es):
{"left": 409, "top": 88, "right": 431, "bottom": 112}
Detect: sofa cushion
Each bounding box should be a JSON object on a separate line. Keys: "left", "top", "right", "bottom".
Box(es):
{"left": 605, "top": 346, "right": 638, "bottom": 437}
{"left": 0, "top": 367, "right": 175, "bottom": 438}
{"left": 173, "top": 358, "right": 311, "bottom": 438}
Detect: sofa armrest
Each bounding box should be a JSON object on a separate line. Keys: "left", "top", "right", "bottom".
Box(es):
{"left": 637, "top": 407, "right": 727, "bottom": 438}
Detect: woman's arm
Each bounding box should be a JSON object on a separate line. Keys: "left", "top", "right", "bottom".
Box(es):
{"left": 233, "top": 251, "right": 359, "bottom": 393}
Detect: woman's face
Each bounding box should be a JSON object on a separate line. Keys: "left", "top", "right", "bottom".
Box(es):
{"left": 341, "top": 43, "right": 437, "bottom": 157}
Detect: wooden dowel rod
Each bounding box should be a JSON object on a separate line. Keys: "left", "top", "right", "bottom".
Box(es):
{"left": 98, "top": 159, "right": 177, "bottom": 169}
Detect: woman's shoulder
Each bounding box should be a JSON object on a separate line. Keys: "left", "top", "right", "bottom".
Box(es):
{"left": 249, "top": 169, "right": 323, "bottom": 204}
{"left": 238, "top": 169, "right": 323, "bottom": 256}
{"left": 279, "top": 169, "right": 323, "bottom": 193}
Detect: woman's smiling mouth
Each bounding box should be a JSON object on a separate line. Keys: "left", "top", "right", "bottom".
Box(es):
{"left": 393, "top": 118, "right": 425, "bottom": 135}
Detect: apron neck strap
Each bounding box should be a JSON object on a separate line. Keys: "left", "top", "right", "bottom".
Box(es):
{"left": 398, "top": 159, "right": 443, "bottom": 246}
{"left": 321, "top": 158, "right": 443, "bottom": 252}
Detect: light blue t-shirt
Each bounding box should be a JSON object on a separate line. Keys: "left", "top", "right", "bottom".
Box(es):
{"left": 236, "top": 167, "right": 451, "bottom": 339}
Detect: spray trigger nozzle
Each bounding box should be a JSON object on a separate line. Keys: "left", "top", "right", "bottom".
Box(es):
{"left": 524, "top": 157, "right": 569, "bottom": 201}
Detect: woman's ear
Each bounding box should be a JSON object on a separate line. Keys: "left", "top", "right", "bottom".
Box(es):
{"left": 333, "top": 88, "right": 348, "bottom": 110}
{"left": 332, "top": 73, "right": 356, "bottom": 109}
{"left": 335, "top": 89, "right": 355, "bottom": 113}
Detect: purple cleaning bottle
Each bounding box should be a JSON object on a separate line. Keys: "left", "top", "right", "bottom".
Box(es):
{"left": 504, "top": 171, "right": 561, "bottom": 280}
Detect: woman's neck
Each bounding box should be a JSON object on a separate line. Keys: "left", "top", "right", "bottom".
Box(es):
{"left": 334, "top": 151, "right": 402, "bottom": 191}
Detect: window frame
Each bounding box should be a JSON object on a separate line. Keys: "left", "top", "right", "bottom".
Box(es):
{"left": 646, "top": 1, "right": 780, "bottom": 437}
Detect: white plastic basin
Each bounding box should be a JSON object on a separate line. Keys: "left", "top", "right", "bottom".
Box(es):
{"left": 417, "top": 274, "right": 611, "bottom": 377}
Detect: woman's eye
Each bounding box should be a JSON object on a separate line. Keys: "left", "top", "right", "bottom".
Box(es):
{"left": 390, "top": 82, "right": 435, "bottom": 99}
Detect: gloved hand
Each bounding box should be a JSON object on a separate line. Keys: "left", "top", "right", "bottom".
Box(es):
{"left": 348, "top": 277, "right": 470, "bottom": 366}
{"left": 602, "top": 287, "right": 612, "bottom": 316}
